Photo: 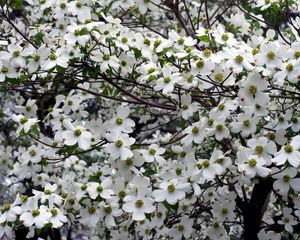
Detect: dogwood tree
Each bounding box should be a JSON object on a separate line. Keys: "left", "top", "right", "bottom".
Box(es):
{"left": 0, "top": 0, "right": 300, "bottom": 239}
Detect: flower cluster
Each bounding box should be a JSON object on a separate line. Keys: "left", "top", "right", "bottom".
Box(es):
{"left": 0, "top": 0, "right": 300, "bottom": 239}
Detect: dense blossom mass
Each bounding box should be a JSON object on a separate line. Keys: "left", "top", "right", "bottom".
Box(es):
{"left": 0, "top": 0, "right": 300, "bottom": 239}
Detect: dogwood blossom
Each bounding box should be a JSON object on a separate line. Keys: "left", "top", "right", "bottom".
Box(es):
{"left": 272, "top": 136, "right": 300, "bottom": 167}
{"left": 1, "top": 0, "right": 300, "bottom": 239}
{"left": 62, "top": 119, "right": 93, "bottom": 150}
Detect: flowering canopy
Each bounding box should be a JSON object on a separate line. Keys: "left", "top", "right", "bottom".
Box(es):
{"left": 0, "top": 0, "right": 300, "bottom": 239}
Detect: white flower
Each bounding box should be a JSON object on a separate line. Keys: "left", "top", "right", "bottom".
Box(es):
{"left": 213, "top": 25, "right": 236, "bottom": 46}
{"left": 247, "top": 137, "right": 277, "bottom": 165}
{"left": 12, "top": 114, "right": 39, "bottom": 136}
{"left": 122, "top": 194, "right": 155, "bottom": 221}
{"left": 62, "top": 119, "right": 93, "bottom": 150}
{"left": 227, "top": 12, "right": 250, "bottom": 33}
{"left": 238, "top": 72, "right": 269, "bottom": 106}
{"left": 206, "top": 117, "right": 230, "bottom": 141}
{"left": 209, "top": 64, "right": 235, "bottom": 86}
{"left": 90, "top": 48, "right": 119, "bottom": 72}
{"left": 79, "top": 205, "right": 100, "bottom": 227}
{"left": 210, "top": 149, "right": 232, "bottom": 174}
{"left": 191, "top": 58, "right": 215, "bottom": 76}
{"left": 0, "top": 44, "right": 33, "bottom": 67}
{"left": 179, "top": 94, "right": 199, "bottom": 120}
{"left": 152, "top": 180, "right": 190, "bottom": 205}
{"left": 108, "top": 106, "right": 135, "bottom": 134}
{"left": 68, "top": 1, "right": 91, "bottom": 22}
{"left": 27, "top": 45, "right": 50, "bottom": 73}
{"left": 0, "top": 62, "right": 18, "bottom": 82}
{"left": 197, "top": 155, "right": 224, "bottom": 181}
{"left": 105, "top": 131, "right": 135, "bottom": 160}
{"left": 0, "top": 222, "right": 13, "bottom": 239}
{"left": 272, "top": 136, "right": 300, "bottom": 167}
{"left": 169, "top": 30, "right": 196, "bottom": 50}
{"left": 19, "top": 198, "right": 51, "bottom": 228}
{"left": 278, "top": 208, "right": 297, "bottom": 233}
{"left": 154, "top": 66, "right": 181, "bottom": 94}
{"left": 258, "top": 230, "right": 281, "bottom": 240}
{"left": 20, "top": 145, "right": 44, "bottom": 164}
{"left": 212, "top": 200, "right": 235, "bottom": 221}
{"left": 140, "top": 144, "right": 165, "bottom": 164}
{"left": 86, "top": 178, "right": 114, "bottom": 200}
{"left": 224, "top": 48, "right": 254, "bottom": 73}
{"left": 42, "top": 49, "right": 68, "bottom": 70}
{"left": 256, "top": 0, "right": 276, "bottom": 10}
{"left": 273, "top": 167, "right": 300, "bottom": 195}
{"left": 38, "top": 183, "right": 62, "bottom": 207}
{"left": 15, "top": 99, "right": 38, "bottom": 118}
{"left": 205, "top": 219, "right": 226, "bottom": 238}
{"left": 55, "top": 90, "right": 82, "bottom": 114}
{"left": 291, "top": 116, "right": 300, "bottom": 132}
{"left": 134, "top": 33, "right": 154, "bottom": 60}
{"left": 169, "top": 216, "right": 194, "bottom": 239}
{"left": 230, "top": 112, "right": 258, "bottom": 137}
{"left": 255, "top": 42, "right": 282, "bottom": 70}
{"left": 64, "top": 23, "right": 90, "bottom": 46}
{"left": 99, "top": 199, "right": 122, "bottom": 227}
{"left": 0, "top": 202, "right": 22, "bottom": 223}
{"left": 46, "top": 206, "right": 67, "bottom": 228}
{"left": 135, "top": 0, "right": 159, "bottom": 14}
{"left": 273, "top": 60, "right": 300, "bottom": 84}
{"left": 237, "top": 148, "right": 271, "bottom": 178}
{"left": 181, "top": 120, "right": 206, "bottom": 146}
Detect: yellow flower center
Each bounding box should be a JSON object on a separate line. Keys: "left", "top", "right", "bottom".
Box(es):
{"left": 215, "top": 73, "right": 224, "bottom": 82}
{"left": 286, "top": 63, "right": 293, "bottom": 72}
{"left": 167, "top": 184, "right": 175, "bottom": 192}
{"left": 164, "top": 77, "right": 171, "bottom": 83}
{"left": 115, "top": 117, "right": 123, "bottom": 125}
{"left": 284, "top": 144, "right": 293, "bottom": 153}
{"left": 202, "top": 159, "right": 210, "bottom": 168}
{"left": 255, "top": 145, "right": 264, "bottom": 154}
{"left": 283, "top": 175, "right": 290, "bottom": 182}
{"left": 243, "top": 119, "right": 250, "bottom": 127}
{"left": 135, "top": 200, "right": 144, "bottom": 208}
{"left": 216, "top": 124, "right": 223, "bottom": 132}
{"left": 267, "top": 51, "right": 275, "bottom": 60}
{"left": 235, "top": 55, "right": 244, "bottom": 63}
{"left": 196, "top": 59, "right": 204, "bottom": 68}
{"left": 249, "top": 85, "right": 257, "bottom": 94}
{"left": 248, "top": 158, "right": 257, "bottom": 167}
{"left": 192, "top": 126, "right": 199, "bottom": 134}
{"left": 32, "top": 209, "right": 40, "bottom": 216}
{"left": 221, "top": 34, "right": 229, "bottom": 41}
{"left": 74, "top": 129, "right": 81, "bottom": 136}
{"left": 115, "top": 140, "right": 123, "bottom": 148}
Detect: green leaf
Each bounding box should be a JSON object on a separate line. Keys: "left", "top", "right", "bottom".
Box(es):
{"left": 57, "top": 144, "right": 78, "bottom": 155}
{"left": 133, "top": 48, "right": 142, "bottom": 59}
{"left": 163, "top": 201, "right": 179, "bottom": 211}
{"left": 10, "top": 0, "right": 23, "bottom": 10}
{"left": 56, "top": 66, "right": 66, "bottom": 74}
{"left": 18, "top": 128, "right": 26, "bottom": 137}
{"left": 7, "top": 77, "right": 21, "bottom": 85}
{"left": 167, "top": 55, "right": 176, "bottom": 63}
{"left": 144, "top": 168, "right": 156, "bottom": 177}
{"left": 102, "top": 86, "right": 111, "bottom": 96}
{"left": 29, "top": 124, "right": 40, "bottom": 138}
{"left": 79, "top": 27, "right": 89, "bottom": 35}
{"left": 88, "top": 175, "right": 100, "bottom": 182}
{"left": 34, "top": 32, "right": 44, "bottom": 46}
{"left": 197, "top": 35, "right": 210, "bottom": 43}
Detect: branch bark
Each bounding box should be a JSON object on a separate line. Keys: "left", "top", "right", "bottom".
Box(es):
{"left": 241, "top": 178, "right": 273, "bottom": 240}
